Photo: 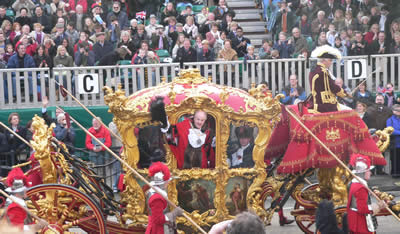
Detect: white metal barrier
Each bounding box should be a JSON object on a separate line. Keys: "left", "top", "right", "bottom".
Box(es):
{"left": 1, "top": 54, "right": 399, "bottom": 109}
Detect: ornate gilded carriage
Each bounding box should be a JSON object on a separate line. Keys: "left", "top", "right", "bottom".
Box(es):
{"left": 104, "top": 69, "right": 283, "bottom": 230}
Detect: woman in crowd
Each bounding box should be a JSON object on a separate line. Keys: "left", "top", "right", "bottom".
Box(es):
{"left": 73, "top": 32, "right": 93, "bottom": 53}
{"left": 297, "top": 13, "right": 312, "bottom": 37}
{"left": 194, "top": 35, "right": 203, "bottom": 50}
{"left": 1, "top": 20, "right": 12, "bottom": 39}
{"left": 356, "top": 101, "right": 370, "bottom": 127}
{"left": 196, "top": 6, "right": 209, "bottom": 26}
{"left": 213, "top": 31, "right": 226, "bottom": 58}
{"left": 9, "top": 22, "right": 22, "bottom": 43}
{"left": 183, "top": 16, "right": 198, "bottom": 40}
{"left": 117, "top": 30, "right": 135, "bottom": 60}
{"left": 54, "top": 45, "right": 74, "bottom": 68}
{"left": 34, "top": 45, "right": 53, "bottom": 68}
{"left": 54, "top": 113, "right": 76, "bottom": 153}
{"left": 130, "top": 19, "right": 138, "bottom": 37}
{"left": 62, "top": 38, "right": 74, "bottom": 59}
{"left": 332, "top": 9, "right": 346, "bottom": 33}
{"left": 3, "top": 44, "right": 14, "bottom": 63}
{"left": 259, "top": 39, "right": 272, "bottom": 59}
{"left": 172, "top": 33, "right": 185, "bottom": 59}
{"left": 220, "top": 13, "right": 234, "bottom": 34}
{"left": 384, "top": 83, "right": 399, "bottom": 108}
{"left": 83, "top": 17, "right": 95, "bottom": 36}
{"left": 161, "top": 2, "right": 177, "bottom": 26}
{"left": 354, "top": 82, "right": 374, "bottom": 106}
{"left": 387, "top": 20, "right": 400, "bottom": 45}
{"left": 44, "top": 37, "right": 57, "bottom": 58}
{"left": 5, "top": 113, "right": 27, "bottom": 167}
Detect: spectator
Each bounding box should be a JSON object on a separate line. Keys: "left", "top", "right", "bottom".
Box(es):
{"left": 85, "top": 117, "right": 112, "bottom": 167}
{"left": 147, "top": 50, "right": 160, "bottom": 84}
{"left": 5, "top": 112, "right": 28, "bottom": 166}
{"left": 29, "top": 23, "right": 45, "bottom": 45}
{"left": 175, "top": 38, "right": 197, "bottom": 63}
{"left": 165, "top": 17, "right": 178, "bottom": 47}
{"left": 368, "top": 31, "right": 387, "bottom": 54}
{"left": 326, "top": 23, "right": 338, "bottom": 46}
{"left": 75, "top": 41, "right": 95, "bottom": 66}
{"left": 15, "top": 34, "right": 37, "bottom": 57}
{"left": 356, "top": 101, "right": 370, "bottom": 127}
{"left": 295, "top": 0, "right": 319, "bottom": 21}
{"left": 373, "top": 5, "right": 389, "bottom": 32}
{"left": 322, "top": 0, "right": 341, "bottom": 21}
{"left": 387, "top": 104, "right": 400, "bottom": 177}
{"left": 194, "top": 35, "right": 203, "bottom": 50}
{"left": 130, "top": 19, "right": 138, "bottom": 37}
{"left": 353, "top": 82, "right": 374, "bottom": 106}
{"left": 108, "top": 16, "right": 121, "bottom": 46}
{"left": 33, "top": 45, "right": 53, "bottom": 68}
{"left": 73, "top": 31, "right": 92, "bottom": 54}
{"left": 209, "top": 212, "right": 264, "bottom": 234}
{"left": 51, "top": 23, "right": 69, "bottom": 47}
{"left": 15, "top": 8, "right": 32, "bottom": 28}
{"left": 213, "top": 31, "right": 227, "bottom": 58}
{"left": 183, "top": 16, "right": 198, "bottom": 40}
{"left": 0, "top": 6, "right": 12, "bottom": 27}
{"left": 51, "top": 9, "right": 66, "bottom": 30}
{"left": 132, "top": 24, "right": 149, "bottom": 52}
{"left": 172, "top": 33, "right": 185, "bottom": 59}
{"left": 151, "top": 25, "right": 169, "bottom": 51}
{"left": 270, "top": 49, "right": 280, "bottom": 59}
{"left": 349, "top": 31, "right": 367, "bottom": 55}
{"left": 218, "top": 39, "right": 238, "bottom": 62}
{"left": 259, "top": 39, "right": 272, "bottom": 59}
{"left": 219, "top": 12, "right": 232, "bottom": 34}
{"left": 108, "top": 121, "right": 122, "bottom": 192}
{"left": 31, "top": 6, "right": 51, "bottom": 34}
{"left": 206, "top": 23, "right": 221, "bottom": 48}
{"left": 13, "top": 24, "right": 31, "bottom": 45}
{"left": 389, "top": 31, "right": 400, "bottom": 54}
{"left": 335, "top": 77, "right": 353, "bottom": 108}
{"left": 273, "top": 32, "right": 293, "bottom": 58}
{"left": 0, "top": 31, "right": 5, "bottom": 49}
{"left": 332, "top": 9, "right": 346, "bottom": 33}
{"left": 296, "top": 13, "right": 312, "bottom": 37}
{"left": 69, "top": 4, "right": 87, "bottom": 33}
{"left": 146, "top": 14, "right": 160, "bottom": 38}
{"left": 344, "top": 10, "right": 357, "bottom": 30}
{"left": 196, "top": 6, "right": 209, "bottom": 26}
{"left": 117, "top": 31, "right": 135, "bottom": 60}
{"left": 2, "top": 20, "right": 12, "bottom": 39}
{"left": 131, "top": 41, "right": 151, "bottom": 64}
{"left": 93, "top": 32, "right": 114, "bottom": 63}
{"left": 364, "top": 23, "right": 379, "bottom": 45}
{"left": 12, "top": 0, "right": 35, "bottom": 17}
{"left": 177, "top": 5, "right": 194, "bottom": 25}
{"left": 342, "top": 0, "right": 358, "bottom": 17}
{"left": 231, "top": 27, "right": 250, "bottom": 58}
{"left": 359, "top": 0, "right": 376, "bottom": 15}
{"left": 281, "top": 74, "right": 306, "bottom": 105}
{"left": 98, "top": 46, "right": 128, "bottom": 66}
{"left": 367, "top": 93, "right": 392, "bottom": 131}
{"left": 333, "top": 36, "right": 348, "bottom": 57}
{"left": 65, "top": 22, "right": 79, "bottom": 45}
{"left": 289, "top": 27, "right": 308, "bottom": 56}
{"left": 54, "top": 113, "right": 75, "bottom": 153}
{"left": 359, "top": 16, "right": 370, "bottom": 34}
{"left": 91, "top": 3, "right": 107, "bottom": 25}
{"left": 311, "top": 11, "right": 329, "bottom": 39}
{"left": 383, "top": 83, "right": 399, "bottom": 108}
{"left": 228, "top": 126, "right": 254, "bottom": 169}
{"left": 161, "top": 2, "right": 177, "bottom": 26}
{"left": 274, "top": 1, "right": 296, "bottom": 37}
{"left": 133, "top": 48, "right": 147, "bottom": 65}
{"left": 61, "top": 38, "right": 74, "bottom": 58}
{"left": 227, "top": 21, "right": 238, "bottom": 40}
{"left": 199, "top": 12, "right": 216, "bottom": 36}
{"left": 44, "top": 37, "right": 57, "bottom": 58}
{"left": 37, "top": 0, "right": 52, "bottom": 16}
{"left": 89, "top": 23, "right": 109, "bottom": 44}
{"left": 213, "top": 0, "right": 235, "bottom": 21}
{"left": 50, "top": 0, "right": 67, "bottom": 16}
{"left": 83, "top": 17, "right": 95, "bottom": 35}
{"left": 386, "top": 19, "right": 399, "bottom": 46}
{"left": 65, "top": 0, "right": 87, "bottom": 14}
{"left": 197, "top": 40, "right": 214, "bottom": 62}
{"left": 3, "top": 43, "right": 14, "bottom": 63}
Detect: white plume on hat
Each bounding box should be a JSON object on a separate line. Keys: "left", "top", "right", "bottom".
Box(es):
{"left": 311, "top": 45, "right": 342, "bottom": 60}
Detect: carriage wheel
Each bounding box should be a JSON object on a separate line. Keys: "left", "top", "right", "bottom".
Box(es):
{"left": 27, "top": 184, "right": 107, "bottom": 234}
{"left": 293, "top": 183, "right": 320, "bottom": 234}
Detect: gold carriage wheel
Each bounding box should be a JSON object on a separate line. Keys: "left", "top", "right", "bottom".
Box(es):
{"left": 26, "top": 184, "right": 107, "bottom": 234}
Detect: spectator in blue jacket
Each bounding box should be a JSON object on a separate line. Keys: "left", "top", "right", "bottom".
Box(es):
{"left": 6, "top": 43, "right": 36, "bottom": 99}
{"left": 273, "top": 32, "right": 294, "bottom": 58}
{"left": 93, "top": 32, "right": 114, "bottom": 63}
{"left": 281, "top": 74, "right": 306, "bottom": 105}
{"left": 386, "top": 104, "right": 400, "bottom": 177}
{"left": 54, "top": 113, "right": 76, "bottom": 153}
{"left": 107, "top": 2, "right": 129, "bottom": 30}
{"left": 75, "top": 42, "right": 95, "bottom": 66}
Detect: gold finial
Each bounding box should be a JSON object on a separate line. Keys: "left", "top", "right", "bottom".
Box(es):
{"left": 168, "top": 82, "right": 176, "bottom": 104}
{"left": 251, "top": 83, "right": 256, "bottom": 89}
{"left": 219, "top": 87, "right": 229, "bottom": 105}
{"left": 161, "top": 77, "right": 167, "bottom": 84}
{"left": 208, "top": 76, "right": 212, "bottom": 82}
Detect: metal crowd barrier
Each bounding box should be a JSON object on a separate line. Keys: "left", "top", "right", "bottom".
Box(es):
{"left": 1, "top": 54, "right": 399, "bottom": 109}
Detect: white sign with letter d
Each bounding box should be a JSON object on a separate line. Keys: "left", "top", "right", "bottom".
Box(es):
{"left": 77, "top": 73, "right": 99, "bottom": 94}
{"left": 347, "top": 59, "right": 367, "bottom": 79}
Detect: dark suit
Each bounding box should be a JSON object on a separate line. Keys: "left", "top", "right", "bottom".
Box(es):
{"left": 93, "top": 41, "right": 114, "bottom": 63}
{"left": 228, "top": 143, "right": 254, "bottom": 168}
{"left": 232, "top": 36, "right": 251, "bottom": 58}
{"left": 175, "top": 47, "right": 197, "bottom": 63}
{"left": 151, "top": 34, "right": 169, "bottom": 51}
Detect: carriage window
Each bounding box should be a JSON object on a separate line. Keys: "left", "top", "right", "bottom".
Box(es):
{"left": 227, "top": 125, "right": 258, "bottom": 169}
{"left": 137, "top": 126, "right": 166, "bottom": 168}
{"left": 165, "top": 111, "right": 216, "bottom": 169}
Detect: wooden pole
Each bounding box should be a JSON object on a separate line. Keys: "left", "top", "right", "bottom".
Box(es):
{"left": 0, "top": 189, "right": 59, "bottom": 234}
{"left": 56, "top": 107, "right": 207, "bottom": 234}
{"left": 53, "top": 80, "right": 124, "bottom": 144}
{"left": 284, "top": 106, "right": 400, "bottom": 222}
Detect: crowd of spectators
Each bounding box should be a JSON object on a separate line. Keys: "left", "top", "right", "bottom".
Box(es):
{"left": 266, "top": 0, "right": 400, "bottom": 59}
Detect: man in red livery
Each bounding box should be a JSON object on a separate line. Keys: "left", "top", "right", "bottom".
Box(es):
{"left": 146, "top": 162, "right": 183, "bottom": 234}
{"left": 347, "top": 154, "right": 385, "bottom": 234}
{"left": 309, "top": 45, "right": 349, "bottom": 113}
{"left": 4, "top": 167, "right": 47, "bottom": 231}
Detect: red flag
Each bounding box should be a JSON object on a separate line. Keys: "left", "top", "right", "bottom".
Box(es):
{"left": 65, "top": 112, "right": 71, "bottom": 129}
{"left": 60, "top": 85, "right": 67, "bottom": 98}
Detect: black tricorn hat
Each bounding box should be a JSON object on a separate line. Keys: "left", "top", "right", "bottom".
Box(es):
{"left": 235, "top": 126, "right": 253, "bottom": 139}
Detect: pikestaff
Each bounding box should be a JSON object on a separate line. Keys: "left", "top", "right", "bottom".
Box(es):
{"left": 350, "top": 67, "right": 381, "bottom": 96}
{"left": 56, "top": 107, "right": 208, "bottom": 234}
{"left": 284, "top": 105, "right": 400, "bottom": 223}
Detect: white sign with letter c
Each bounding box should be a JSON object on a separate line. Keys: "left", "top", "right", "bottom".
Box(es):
{"left": 77, "top": 73, "right": 99, "bottom": 94}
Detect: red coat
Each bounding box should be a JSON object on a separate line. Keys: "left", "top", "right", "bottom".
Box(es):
{"left": 85, "top": 126, "right": 112, "bottom": 151}
{"left": 146, "top": 193, "right": 168, "bottom": 234}
{"left": 347, "top": 182, "right": 374, "bottom": 234}
{"left": 6, "top": 203, "right": 27, "bottom": 229}
{"left": 169, "top": 119, "right": 214, "bottom": 169}
{"left": 66, "top": 0, "right": 88, "bottom": 13}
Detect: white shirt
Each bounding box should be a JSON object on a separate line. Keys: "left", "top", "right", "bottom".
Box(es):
{"left": 229, "top": 143, "right": 250, "bottom": 167}
{"left": 379, "top": 15, "right": 386, "bottom": 32}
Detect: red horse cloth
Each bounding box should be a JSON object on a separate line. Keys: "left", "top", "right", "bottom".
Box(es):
{"left": 266, "top": 105, "right": 386, "bottom": 174}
